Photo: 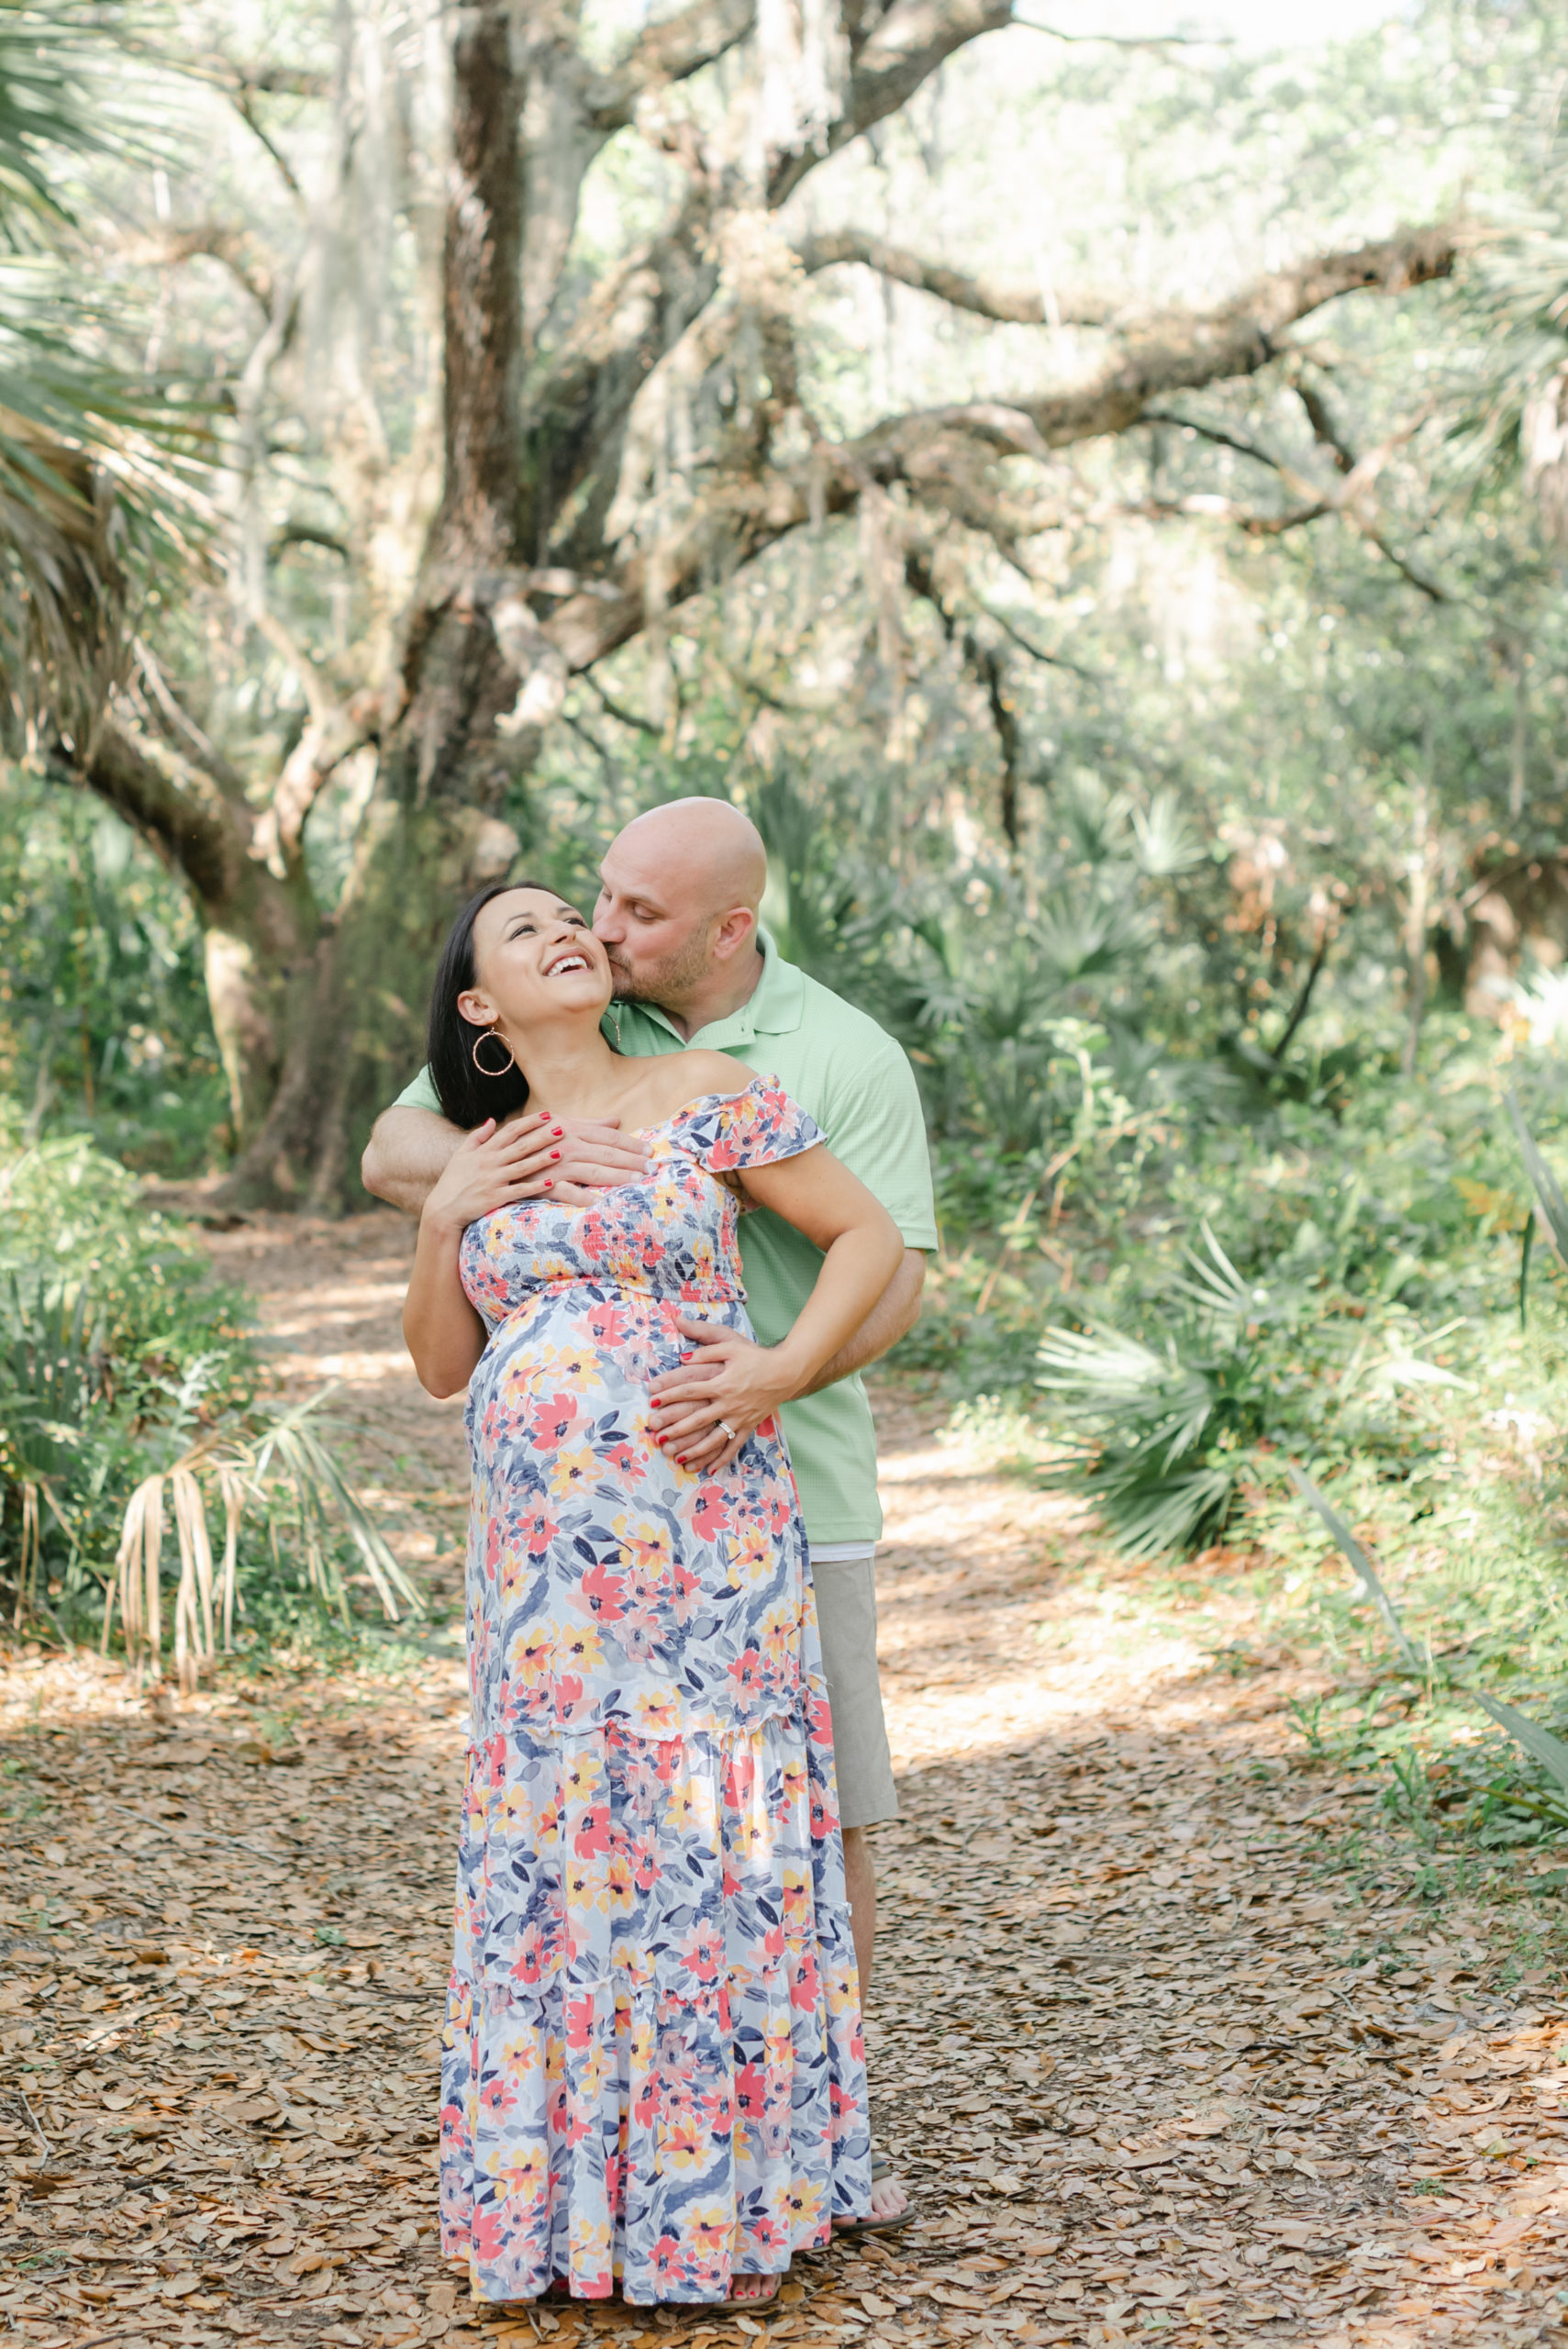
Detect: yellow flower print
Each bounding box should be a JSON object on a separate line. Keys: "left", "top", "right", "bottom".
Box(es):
{"left": 495, "top": 2143, "right": 549, "bottom": 2200}
{"left": 562, "top": 1858, "right": 613, "bottom": 1916}
{"left": 628, "top": 1683, "right": 683, "bottom": 1740}
{"left": 553, "top": 1619, "right": 605, "bottom": 1676}
{"left": 725, "top": 1524, "right": 774, "bottom": 1588}
{"left": 548, "top": 1442, "right": 600, "bottom": 1500}
{"left": 570, "top": 2212, "right": 613, "bottom": 2267}
{"left": 507, "top": 1625, "right": 552, "bottom": 1685}
{"left": 660, "top": 2110, "right": 708, "bottom": 2170}
{"left": 562, "top": 1748, "right": 605, "bottom": 1805}
{"left": 785, "top": 2175, "right": 825, "bottom": 2232}
{"left": 684, "top": 2199, "right": 736, "bottom": 2254}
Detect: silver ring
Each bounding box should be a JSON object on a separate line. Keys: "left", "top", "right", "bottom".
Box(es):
{"left": 717, "top": 1420, "right": 738, "bottom": 1442}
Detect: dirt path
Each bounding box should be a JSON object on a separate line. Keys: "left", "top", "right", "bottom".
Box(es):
{"left": 6, "top": 1213, "right": 1568, "bottom": 2348}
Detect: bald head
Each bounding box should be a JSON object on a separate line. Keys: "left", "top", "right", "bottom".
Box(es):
{"left": 593, "top": 796, "right": 770, "bottom": 1031}
{"left": 615, "top": 797, "right": 767, "bottom": 918}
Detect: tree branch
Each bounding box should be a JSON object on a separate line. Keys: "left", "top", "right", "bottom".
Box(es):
{"left": 539, "top": 222, "right": 1461, "bottom": 672}
{"left": 78, "top": 715, "right": 244, "bottom": 908}
{"left": 797, "top": 228, "right": 1114, "bottom": 325}
{"left": 1012, "top": 17, "right": 1232, "bottom": 43}
{"left": 769, "top": 0, "right": 1018, "bottom": 206}
{"left": 584, "top": 0, "right": 754, "bottom": 130}
{"left": 122, "top": 220, "right": 275, "bottom": 314}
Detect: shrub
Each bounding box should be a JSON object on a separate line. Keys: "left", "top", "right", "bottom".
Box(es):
{"left": 0, "top": 1107, "right": 421, "bottom": 1667}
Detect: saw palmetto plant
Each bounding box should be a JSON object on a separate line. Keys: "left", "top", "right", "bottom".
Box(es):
{"left": 1034, "top": 1223, "right": 1336, "bottom": 1560}
{"left": 1, "top": 1122, "right": 423, "bottom": 1672}
{"left": 0, "top": 3, "right": 209, "bottom": 738}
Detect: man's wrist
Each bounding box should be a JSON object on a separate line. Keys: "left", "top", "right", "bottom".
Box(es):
{"left": 765, "top": 1338, "right": 815, "bottom": 1406}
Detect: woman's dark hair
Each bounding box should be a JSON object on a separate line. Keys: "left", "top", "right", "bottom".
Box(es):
{"left": 427, "top": 880, "right": 564, "bottom": 1130}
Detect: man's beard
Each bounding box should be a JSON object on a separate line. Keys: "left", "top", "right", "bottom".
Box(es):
{"left": 606, "top": 930, "right": 712, "bottom": 1009}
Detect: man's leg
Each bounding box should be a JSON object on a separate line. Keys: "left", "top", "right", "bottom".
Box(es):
{"left": 841, "top": 1824, "right": 876, "bottom": 1996}
{"left": 810, "top": 1546, "right": 909, "bottom": 2226}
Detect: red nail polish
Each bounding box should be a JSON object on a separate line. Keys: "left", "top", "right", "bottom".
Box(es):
{"left": 676, "top": 1457, "right": 685, "bottom": 1466}
{"left": 541, "top": 1179, "right": 552, "bottom": 1188}
{"left": 552, "top": 1127, "right": 564, "bottom": 1137}
{"left": 550, "top": 1152, "right": 560, "bottom": 1161}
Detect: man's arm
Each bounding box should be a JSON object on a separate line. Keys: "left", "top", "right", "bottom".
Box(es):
{"left": 361, "top": 1107, "right": 465, "bottom": 1215}
{"left": 795, "top": 1247, "right": 926, "bottom": 1395}
{"left": 361, "top": 1103, "right": 656, "bottom": 1215}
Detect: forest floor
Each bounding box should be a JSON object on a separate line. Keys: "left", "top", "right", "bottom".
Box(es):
{"left": 6, "top": 1211, "right": 1568, "bottom": 2348}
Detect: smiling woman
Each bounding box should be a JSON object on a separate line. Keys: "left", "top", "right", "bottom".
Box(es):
{"left": 398, "top": 884, "right": 906, "bottom": 2310}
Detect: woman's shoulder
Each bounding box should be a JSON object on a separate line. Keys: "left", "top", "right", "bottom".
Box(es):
{"left": 649, "top": 1050, "right": 758, "bottom": 1113}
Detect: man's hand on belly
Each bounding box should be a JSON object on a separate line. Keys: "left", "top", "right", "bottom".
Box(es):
{"left": 649, "top": 1315, "right": 794, "bottom": 1471}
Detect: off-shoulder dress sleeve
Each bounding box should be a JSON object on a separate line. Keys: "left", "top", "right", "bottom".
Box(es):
{"left": 679, "top": 1076, "right": 824, "bottom": 1174}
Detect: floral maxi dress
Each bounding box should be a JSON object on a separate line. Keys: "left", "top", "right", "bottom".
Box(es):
{"left": 439, "top": 1078, "right": 872, "bottom": 2304}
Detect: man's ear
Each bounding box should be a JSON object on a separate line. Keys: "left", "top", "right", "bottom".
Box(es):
{"left": 711, "top": 907, "right": 758, "bottom": 963}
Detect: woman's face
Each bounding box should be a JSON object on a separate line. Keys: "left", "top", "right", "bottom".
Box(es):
{"left": 459, "top": 887, "right": 613, "bottom": 1042}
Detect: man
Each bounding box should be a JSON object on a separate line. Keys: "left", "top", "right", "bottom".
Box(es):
{"left": 361, "top": 797, "right": 936, "bottom": 2227}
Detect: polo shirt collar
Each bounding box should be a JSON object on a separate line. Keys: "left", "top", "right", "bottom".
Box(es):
{"left": 633, "top": 928, "right": 805, "bottom": 1048}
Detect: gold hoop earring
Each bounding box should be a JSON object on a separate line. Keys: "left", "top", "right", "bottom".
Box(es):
{"left": 471, "top": 1028, "right": 517, "bottom": 1077}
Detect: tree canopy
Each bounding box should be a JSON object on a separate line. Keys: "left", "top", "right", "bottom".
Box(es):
{"left": 1, "top": 0, "right": 1566, "bottom": 1202}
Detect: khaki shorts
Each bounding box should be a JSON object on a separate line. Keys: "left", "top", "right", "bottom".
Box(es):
{"left": 809, "top": 1544, "right": 898, "bottom": 1830}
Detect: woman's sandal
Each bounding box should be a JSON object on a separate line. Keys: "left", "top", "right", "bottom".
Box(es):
{"left": 718, "top": 2275, "right": 784, "bottom": 2310}
{"left": 832, "top": 2143, "right": 918, "bottom": 2235}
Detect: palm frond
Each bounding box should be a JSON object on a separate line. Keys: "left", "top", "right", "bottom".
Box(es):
{"left": 1131, "top": 789, "right": 1207, "bottom": 877}
{"left": 1507, "top": 1088, "right": 1568, "bottom": 1265}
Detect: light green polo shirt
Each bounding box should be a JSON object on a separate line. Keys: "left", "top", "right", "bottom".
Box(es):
{"left": 393, "top": 935, "right": 937, "bottom": 1542}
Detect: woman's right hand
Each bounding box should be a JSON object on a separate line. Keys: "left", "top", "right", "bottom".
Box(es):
{"left": 420, "top": 1114, "right": 566, "bottom": 1235}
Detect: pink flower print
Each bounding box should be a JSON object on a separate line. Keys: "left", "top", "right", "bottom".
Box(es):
{"left": 699, "top": 2080, "right": 734, "bottom": 2132}
{"left": 789, "top": 1946, "right": 819, "bottom": 2011}
{"left": 689, "top": 1484, "right": 734, "bottom": 1540}
{"left": 749, "top": 2212, "right": 787, "bottom": 2253}
{"left": 518, "top": 1497, "right": 553, "bottom": 1557}
{"left": 507, "top": 1922, "right": 553, "bottom": 1988}
{"left": 601, "top": 1433, "right": 639, "bottom": 1476}
{"left": 478, "top": 2072, "right": 517, "bottom": 2121}
{"left": 668, "top": 1562, "right": 703, "bottom": 1625}
{"left": 728, "top": 1647, "right": 763, "bottom": 1702}
{"left": 554, "top": 1673, "right": 591, "bottom": 1723}
{"left": 564, "top": 1990, "right": 597, "bottom": 2050}
{"left": 762, "top": 1921, "right": 784, "bottom": 1965}
{"left": 573, "top": 1802, "right": 612, "bottom": 1858}
{"left": 439, "top": 2097, "right": 467, "bottom": 2148}
{"left": 631, "top": 1835, "right": 661, "bottom": 1893}
{"left": 580, "top": 1561, "right": 628, "bottom": 1621}
{"left": 525, "top": 1389, "right": 583, "bottom": 1452}
{"left": 470, "top": 2203, "right": 512, "bottom": 2263}
{"left": 625, "top": 1613, "right": 672, "bottom": 1665}
{"left": 809, "top": 1783, "right": 838, "bottom": 1839}
{"left": 734, "top": 2060, "right": 766, "bottom": 2121}
{"left": 651, "top": 2233, "right": 688, "bottom": 2290}
{"left": 584, "top": 1300, "right": 631, "bottom": 1347}
{"left": 679, "top": 1917, "right": 724, "bottom": 1984}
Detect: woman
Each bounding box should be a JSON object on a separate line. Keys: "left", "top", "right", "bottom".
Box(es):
{"left": 403, "top": 881, "right": 901, "bottom": 2309}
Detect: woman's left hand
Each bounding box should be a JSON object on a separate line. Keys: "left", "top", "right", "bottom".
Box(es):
{"left": 648, "top": 1315, "right": 795, "bottom": 1472}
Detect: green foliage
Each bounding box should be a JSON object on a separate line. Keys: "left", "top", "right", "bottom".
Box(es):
{"left": 0, "top": 765, "right": 228, "bottom": 1170}
{"left": 0, "top": 1107, "right": 420, "bottom": 1658}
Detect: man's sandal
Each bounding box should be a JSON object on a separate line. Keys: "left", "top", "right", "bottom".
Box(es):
{"left": 833, "top": 2144, "right": 917, "bottom": 2235}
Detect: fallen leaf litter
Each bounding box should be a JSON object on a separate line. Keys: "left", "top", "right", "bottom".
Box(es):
{"left": 4, "top": 1211, "right": 1568, "bottom": 2349}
